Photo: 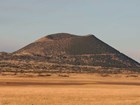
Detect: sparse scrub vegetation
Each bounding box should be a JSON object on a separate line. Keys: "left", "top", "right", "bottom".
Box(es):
{"left": 126, "top": 74, "right": 139, "bottom": 77}
{"left": 58, "top": 73, "right": 69, "bottom": 77}
{"left": 100, "top": 73, "right": 111, "bottom": 77}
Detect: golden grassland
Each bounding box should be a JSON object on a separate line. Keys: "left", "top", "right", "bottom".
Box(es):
{"left": 0, "top": 73, "right": 140, "bottom": 105}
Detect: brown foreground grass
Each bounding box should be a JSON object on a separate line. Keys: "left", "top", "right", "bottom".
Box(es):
{"left": 0, "top": 73, "right": 140, "bottom": 105}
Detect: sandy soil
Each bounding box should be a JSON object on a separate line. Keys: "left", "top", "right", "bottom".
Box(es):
{"left": 0, "top": 73, "right": 140, "bottom": 105}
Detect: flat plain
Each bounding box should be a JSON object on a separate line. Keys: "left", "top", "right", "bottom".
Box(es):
{"left": 0, "top": 73, "right": 140, "bottom": 105}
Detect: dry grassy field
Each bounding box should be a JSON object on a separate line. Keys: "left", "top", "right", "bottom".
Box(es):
{"left": 0, "top": 73, "right": 140, "bottom": 105}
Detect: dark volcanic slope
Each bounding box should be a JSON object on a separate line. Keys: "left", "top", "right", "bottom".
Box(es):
{"left": 13, "top": 33, "right": 140, "bottom": 68}
{"left": 15, "top": 33, "right": 117, "bottom": 56}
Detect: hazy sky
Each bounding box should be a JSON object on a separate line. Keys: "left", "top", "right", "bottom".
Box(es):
{"left": 0, "top": 0, "right": 140, "bottom": 62}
